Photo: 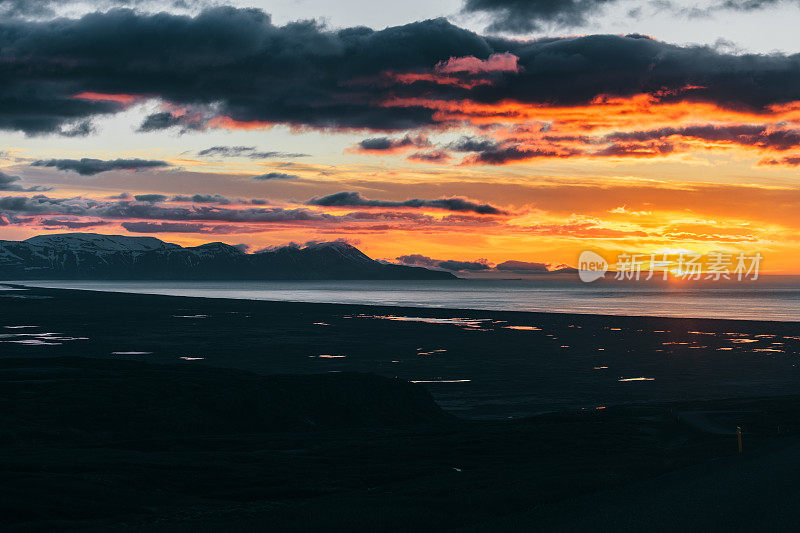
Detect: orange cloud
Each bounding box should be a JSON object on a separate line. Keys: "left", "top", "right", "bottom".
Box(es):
{"left": 206, "top": 116, "right": 273, "bottom": 131}
{"left": 72, "top": 92, "right": 143, "bottom": 105}
{"left": 371, "top": 93, "right": 800, "bottom": 165}
{"left": 435, "top": 52, "right": 520, "bottom": 74}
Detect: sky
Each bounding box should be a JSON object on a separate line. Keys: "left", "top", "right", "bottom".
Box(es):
{"left": 2, "top": 0, "right": 800, "bottom": 273}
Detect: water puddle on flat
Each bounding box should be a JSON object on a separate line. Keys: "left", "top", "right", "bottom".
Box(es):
{"left": 410, "top": 379, "right": 472, "bottom": 384}
{"left": 367, "top": 315, "right": 490, "bottom": 327}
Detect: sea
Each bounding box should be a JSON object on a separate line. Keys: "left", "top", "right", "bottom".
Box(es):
{"left": 11, "top": 275, "right": 800, "bottom": 322}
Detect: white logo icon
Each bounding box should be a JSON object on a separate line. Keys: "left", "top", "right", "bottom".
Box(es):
{"left": 578, "top": 251, "right": 608, "bottom": 282}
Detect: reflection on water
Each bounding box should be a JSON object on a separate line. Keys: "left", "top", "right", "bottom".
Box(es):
{"left": 0, "top": 329, "right": 88, "bottom": 346}
{"left": 618, "top": 377, "right": 655, "bottom": 382}
{"left": 7, "top": 339, "right": 61, "bottom": 345}
{"left": 417, "top": 348, "right": 447, "bottom": 356}
{"left": 16, "top": 277, "right": 800, "bottom": 321}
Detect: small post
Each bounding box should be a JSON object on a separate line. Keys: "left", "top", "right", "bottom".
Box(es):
{"left": 736, "top": 426, "right": 743, "bottom": 454}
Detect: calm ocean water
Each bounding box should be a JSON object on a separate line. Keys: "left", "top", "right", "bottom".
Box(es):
{"left": 13, "top": 276, "right": 800, "bottom": 321}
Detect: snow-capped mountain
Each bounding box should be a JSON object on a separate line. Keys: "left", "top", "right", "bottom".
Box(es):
{"left": 0, "top": 233, "right": 455, "bottom": 280}
{"left": 24, "top": 233, "right": 181, "bottom": 253}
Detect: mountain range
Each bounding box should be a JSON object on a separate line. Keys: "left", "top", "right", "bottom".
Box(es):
{"left": 0, "top": 233, "right": 455, "bottom": 280}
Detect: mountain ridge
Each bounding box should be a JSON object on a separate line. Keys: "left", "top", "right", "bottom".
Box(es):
{"left": 0, "top": 233, "right": 456, "bottom": 280}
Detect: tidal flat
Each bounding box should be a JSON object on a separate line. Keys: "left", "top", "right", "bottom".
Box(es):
{"left": 3, "top": 285, "right": 800, "bottom": 531}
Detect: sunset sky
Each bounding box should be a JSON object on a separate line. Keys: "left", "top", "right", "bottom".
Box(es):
{"left": 2, "top": 0, "right": 800, "bottom": 272}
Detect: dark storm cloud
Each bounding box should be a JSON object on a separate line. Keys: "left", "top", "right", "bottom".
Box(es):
{"left": 0, "top": 194, "right": 473, "bottom": 226}
{"left": 605, "top": 124, "right": 800, "bottom": 150}
{"left": 137, "top": 112, "right": 192, "bottom": 132}
{"left": 437, "top": 259, "right": 492, "bottom": 271}
{"left": 1, "top": 8, "right": 800, "bottom": 136}
{"left": 39, "top": 218, "right": 110, "bottom": 228}
{"left": 0, "top": 195, "right": 103, "bottom": 216}
{"left": 0, "top": 171, "right": 52, "bottom": 191}
{"left": 198, "top": 146, "right": 255, "bottom": 157}
{"left": 462, "top": 0, "right": 614, "bottom": 33}
{"left": 121, "top": 221, "right": 254, "bottom": 234}
{"left": 0, "top": 0, "right": 158, "bottom": 17}
{"left": 197, "top": 146, "right": 310, "bottom": 159}
{"left": 170, "top": 193, "right": 232, "bottom": 204}
{"left": 356, "top": 135, "right": 430, "bottom": 152}
{"left": 249, "top": 151, "right": 310, "bottom": 159}
{"left": 307, "top": 191, "right": 507, "bottom": 215}
{"left": 359, "top": 138, "right": 405, "bottom": 151}
{"left": 133, "top": 194, "right": 168, "bottom": 202}
{"left": 483, "top": 33, "right": 800, "bottom": 111}
{"left": 465, "top": 145, "right": 579, "bottom": 164}
{"left": 593, "top": 141, "right": 675, "bottom": 157}
{"left": 495, "top": 260, "right": 548, "bottom": 271}
{"left": 0, "top": 194, "right": 301, "bottom": 221}
{"left": 659, "top": 0, "right": 793, "bottom": 19}
{"left": 716, "top": 0, "right": 786, "bottom": 10}
{"left": 99, "top": 202, "right": 331, "bottom": 223}
{"left": 437, "top": 123, "right": 800, "bottom": 164}
{"left": 719, "top": 0, "right": 780, "bottom": 8}
{"left": 31, "top": 158, "right": 171, "bottom": 176}
{"left": 252, "top": 172, "right": 299, "bottom": 180}
{"left": 447, "top": 136, "right": 501, "bottom": 152}
{"left": 110, "top": 193, "right": 252, "bottom": 207}
{"left": 464, "top": 0, "right": 795, "bottom": 33}
{"left": 0, "top": 0, "right": 56, "bottom": 16}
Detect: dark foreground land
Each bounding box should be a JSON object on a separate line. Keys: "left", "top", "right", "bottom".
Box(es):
{"left": 4, "top": 286, "right": 800, "bottom": 531}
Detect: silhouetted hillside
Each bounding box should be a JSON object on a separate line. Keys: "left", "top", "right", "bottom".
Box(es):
{"left": 0, "top": 233, "right": 455, "bottom": 280}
